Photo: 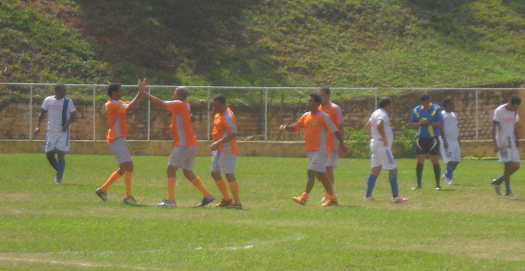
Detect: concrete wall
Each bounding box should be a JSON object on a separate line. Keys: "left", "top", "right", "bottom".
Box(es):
{"left": 0, "top": 139, "right": 512, "bottom": 158}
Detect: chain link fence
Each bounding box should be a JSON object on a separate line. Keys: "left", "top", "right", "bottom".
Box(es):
{"left": 0, "top": 83, "right": 523, "bottom": 142}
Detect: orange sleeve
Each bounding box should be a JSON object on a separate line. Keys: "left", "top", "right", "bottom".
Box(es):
{"left": 293, "top": 113, "right": 307, "bottom": 131}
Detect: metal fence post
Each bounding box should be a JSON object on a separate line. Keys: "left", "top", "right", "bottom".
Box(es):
{"left": 265, "top": 88, "right": 268, "bottom": 141}
{"left": 93, "top": 85, "right": 96, "bottom": 141}
{"left": 147, "top": 86, "right": 151, "bottom": 141}
{"left": 207, "top": 86, "right": 211, "bottom": 140}
{"left": 475, "top": 89, "right": 479, "bottom": 141}
{"left": 29, "top": 84, "right": 33, "bottom": 140}
{"left": 374, "top": 88, "right": 378, "bottom": 110}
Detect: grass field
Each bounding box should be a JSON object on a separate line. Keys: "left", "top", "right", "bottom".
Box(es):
{"left": 1, "top": 153, "right": 524, "bottom": 270}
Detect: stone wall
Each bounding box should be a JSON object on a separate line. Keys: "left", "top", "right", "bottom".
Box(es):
{"left": 0, "top": 89, "right": 521, "bottom": 141}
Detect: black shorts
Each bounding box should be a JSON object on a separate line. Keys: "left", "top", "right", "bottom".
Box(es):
{"left": 415, "top": 137, "right": 440, "bottom": 155}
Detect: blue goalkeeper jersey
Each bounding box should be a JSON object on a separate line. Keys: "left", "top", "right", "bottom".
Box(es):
{"left": 411, "top": 103, "right": 443, "bottom": 138}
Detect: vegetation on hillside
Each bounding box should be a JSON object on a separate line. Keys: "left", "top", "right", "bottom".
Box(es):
{"left": 0, "top": 0, "right": 524, "bottom": 87}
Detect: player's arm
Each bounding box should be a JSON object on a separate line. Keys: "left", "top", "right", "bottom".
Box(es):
{"left": 126, "top": 78, "right": 146, "bottom": 112}
{"left": 279, "top": 125, "right": 297, "bottom": 132}
{"left": 439, "top": 127, "right": 448, "bottom": 149}
{"left": 62, "top": 111, "right": 78, "bottom": 132}
{"left": 514, "top": 123, "right": 520, "bottom": 147}
{"left": 410, "top": 110, "right": 425, "bottom": 129}
{"left": 34, "top": 110, "right": 47, "bottom": 136}
{"left": 376, "top": 119, "right": 388, "bottom": 146}
{"left": 141, "top": 91, "right": 168, "bottom": 111}
{"left": 211, "top": 132, "right": 237, "bottom": 151}
{"left": 333, "top": 130, "right": 348, "bottom": 154}
{"left": 492, "top": 122, "right": 499, "bottom": 153}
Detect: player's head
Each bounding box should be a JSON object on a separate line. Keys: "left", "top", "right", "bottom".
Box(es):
{"left": 420, "top": 93, "right": 431, "bottom": 108}
{"left": 213, "top": 94, "right": 227, "bottom": 113}
{"left": 507, "top": 96, "right": 521, "bottom": 111}
{"left": 54, "top": 84, "right": 67, "bottom": 99}
{"left": 378, "top": 97, "right": 393, "bottom": 113}
{"left": 107, "top": 83, "right": 122, "bottom": 99}
{"left": 307, "top": 93, "right": 322, "bottom": 111}
{"left": 442, "top": 98, "right": 455, "bottom": 112}
{"left": 175, "top": 86, "right": 189, "bottom": 101}
{"left": 318, "top": 87, "right": 331, "bottom": 105}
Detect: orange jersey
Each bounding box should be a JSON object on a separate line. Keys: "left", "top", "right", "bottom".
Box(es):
{"left": 319, "top": 102, "right": 343, "bottom": 151}
{"left": 166, "top": 100, "right": 197, "bottom": 146}
{"left": 212, "top": 107, "right": 238, "bottom": 155}
{"left": 293, "top": 111, "right": 338, "bottom": 154}
{"left": 105, "top": 99, "right": 129, "bottom": 145}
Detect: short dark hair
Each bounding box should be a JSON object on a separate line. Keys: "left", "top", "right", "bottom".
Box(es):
{"left": 319, "top": 87, "right": 331, "bottom": 96}
{"left": 107, "top": 83, "right": 121, "bottom": 97}
{"left": 378, "top": 97, "right": 392, "bottom": 108}
{"left": 510, "top": 96, "right": 521, "bottom": 105}
{"left": 420, "top": 93, "right": 430, "bottom": 102}
{"left": 309, "top": 93, "right": 322, "bottom": 103}
{"left": 213, "top": 94, "right": 227, "bottom": 104}
{"left": 442, "top": 98, "right": 454, "bottom": 107}
{"left": 54, "top": 84, "right": 66, "bottom": 92}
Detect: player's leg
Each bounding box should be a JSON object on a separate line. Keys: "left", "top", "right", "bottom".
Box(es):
{"left": 225, "top": 173, "right": 241, "bottom": 208}
{"left": 121, "top": 160, "right": 135, "bottom": 201}
{"left": 163, "top": 165, "right": 179, "bottom": 204}
{"left": 212, "top": 151, "right": 232, "bottom": 206}
{"left": 414, "top": 137, "right": 426, "bottom": 189}
{"left": 55, "top": 150, "right": 66, "bottom": 184}
{"left": 430, "top": 137, "right": 442, "bottom": 189}
{"left": 365, "top": 166, "right": 381, "bottom": 201}
{"left": 45, "top": 150, "right": 58, "bottom": 171}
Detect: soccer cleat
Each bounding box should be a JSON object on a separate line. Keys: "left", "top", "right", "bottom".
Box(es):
{"left": 293, "top": 195, "right": 307, "bottom": 206}
{"left": 225, "top": 203, "right": 243, "bottom": 209}
{"left": 364, "top": 196, "right": 378, "bottom": 201}
{"left": 215, "top": 198, "right": 234, "bottom": 207}
{"left": 321, "top": 198, "right": 338, "bottom": 206}
{"left": 321, "top": 192, "right": 329, "bottom": 204}
{"left": 55, "top": 177, "right": 62, "bottom": 185}
{"left": 392, "top": 196, "right": 409, "bottom": 203}
{"left": 157, "top": 199, "right": 177, "bottom": 207}
{"left": 412, "top": 184, "right": 422, "bottom": 190}
{"left": 448, "top": 179, "right": 455, "bottom": 185}
{"left": 442, "top": 174, "right": 451, "bottom": 185}
{"left": 95, "top": 188, "right": 107, "bottom": 201}
{"left": 506, "top": 193, "right": 518, "bottom": 200}
{"left": 491, "top": 180, "right": 502, "bottom": 195}
{"left": 122, "top": 196, "right": 139, "bottom": 205}
{"left": 435, "top": 185, "right": 442, "bottom": 190}
{"left": 198, "top": 194, "right": 216, "bottom": 207}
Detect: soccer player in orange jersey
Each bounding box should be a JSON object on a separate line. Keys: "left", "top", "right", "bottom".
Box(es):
{"left": 139, "top": 86, "right": 215, "bottom": 207}
{"left": 317, "top": 87, "right": 344, "bottom": 203}
{"left": 95, "top": 79, "right": 145, "bottom": 205}
{"left": 280, "top": 93, "right": 348, "bottom": 206}
{"left": 211, "top": 94, "right": 242, "bottom": 209}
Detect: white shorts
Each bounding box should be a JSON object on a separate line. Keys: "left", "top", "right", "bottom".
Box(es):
{"left": 498, "top": 147, "right": 520, "bottom": 163}
{"left": 45, "top": 129, "right": 70, "bottom": 153}
{"left": 307, "top": 151, "right": 327, "bottom": 173}
{"left": 109, "top": 137, "right": 132, "bottom": 164}
{"left": 325, "top": 150, "right": 338, "bottom": 168}
{"left": 440, "top": 139, "right": 461, "bottom": 163}
{"left": 211, "top": 150, "right": 237, "bottom": 174}
{"left": 168, "top": 145, "right": 197, "bottom": 170}
{"left": 370, "top": 148, "right": 397, "bottom": 171}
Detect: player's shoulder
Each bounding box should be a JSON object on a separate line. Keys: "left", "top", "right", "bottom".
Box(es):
{"left": 329, "top": 102, "right": 341, "bottom": 109}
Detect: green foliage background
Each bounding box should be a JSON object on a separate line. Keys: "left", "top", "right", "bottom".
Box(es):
{"left": 1, "top": 0, "right": 525, "bottom": 86}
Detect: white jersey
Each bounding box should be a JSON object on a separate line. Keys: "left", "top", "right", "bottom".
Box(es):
{"left": 493, "top": 104, "right": 519, "bottom": 148}
{"left": 441, "top": 111, "right": 459, "bottom": 141}
{"left": 369, "top": 108, "right": 393, "bottom": 150}
{"left": 40, "top": 96, "right": 76, "bottom": 132}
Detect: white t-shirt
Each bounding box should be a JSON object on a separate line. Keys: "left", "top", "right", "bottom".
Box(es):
{"left": 493, "top": 104, "right": 519, "bottom": 148}
{"left": 369, "top": 108, "right": 393, "bottom": 150}
{"left": 40, "top": 96, "right": 76, "bottom": 131}
{"left": 441, "top": 111, "right": 459, "bottom": 141}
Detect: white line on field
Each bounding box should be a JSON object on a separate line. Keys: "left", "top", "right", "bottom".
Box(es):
{"left": 0, "top": 256, "right": 170, "bottom": 270}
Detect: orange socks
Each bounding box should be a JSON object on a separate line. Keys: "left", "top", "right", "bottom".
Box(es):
{"left": 302, "top": 192, "right": 309, "bottom": 200}
{"left": 215, "top": 179, "right": 232, "bottom": 200}
{"left": 101, "top": 170, "right": 122, "bottom": 192}
{"left": 328, "top": 193, "right": 337, "bottom": 200}
{"left": 167, "top": 177, "right": 176, "bottom": 201}
{"left": 124, "top": 171, "right": 133, "bottom": 198}
{"left": 191, "top": 177, "right": 211, "bottom": 197}
{"left": 229, "top": 180, "right": 241, "bottom": 204}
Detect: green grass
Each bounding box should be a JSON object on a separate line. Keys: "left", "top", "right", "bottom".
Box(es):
{"left": 1, "top": 154, "right": 524, "bottom": 270}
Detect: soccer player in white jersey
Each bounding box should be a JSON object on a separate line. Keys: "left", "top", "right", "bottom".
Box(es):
{"left": 439, "top": 98, "right": 461, "bottom": 185}
{"left": 35, "top": 84, "right": 77, "bottom": 185}
{"left": 490, "top": 96, "right": 521, "bottom": 200}
{"left": 364, "top": 97, "right": 408, "bottom": 203}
